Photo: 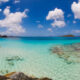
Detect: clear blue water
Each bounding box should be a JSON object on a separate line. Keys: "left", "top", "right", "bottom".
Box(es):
{"left": 0, "top": 37, "right": 80, "bottom": 80}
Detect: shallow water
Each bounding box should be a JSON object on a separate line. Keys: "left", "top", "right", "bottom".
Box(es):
{"left": 0, "top": 37, "right": 80, "bottom": 80}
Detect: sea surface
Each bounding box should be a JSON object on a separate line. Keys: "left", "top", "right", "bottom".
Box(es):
{"left": 0, "top": 37, "right": 80, "bottom": 80}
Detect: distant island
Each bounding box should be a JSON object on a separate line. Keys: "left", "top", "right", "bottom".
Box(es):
{"left": 61, "top": 34, "right": 75, "bottom": 37}
{"left": 0, "top": 35, "right": 8, "bottom": 38}
{"left": 0, "top": 35, "right": 16, "bottom": 38}
{"left": 0, "top": 34, "right": 78, "bottom": 38}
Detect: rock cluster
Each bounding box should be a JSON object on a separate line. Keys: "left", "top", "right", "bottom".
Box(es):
{"left": 50, "top": 43, "right": 80, "bottom": 63}
{"left": 0, "top": 72, "right": 52, "bottom": 80}
{"left": 5, "top": 56, "right": 23, "bottom": 66}
{"left": 6, "top": 56, "right": 23, "bottom": 61}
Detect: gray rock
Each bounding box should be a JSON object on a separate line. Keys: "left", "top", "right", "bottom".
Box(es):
{"left": 4, "top": 72, "right": 52, "bottom": 80}
{"left": 0, "top": 75, "right": 9, "bottom": 80}
{"left": 9, "top": 72, "right": 30, "bottom": 80}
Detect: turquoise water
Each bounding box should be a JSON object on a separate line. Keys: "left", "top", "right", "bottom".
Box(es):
{"left": 0, "top": 37, "right": 80, "bottom": 80}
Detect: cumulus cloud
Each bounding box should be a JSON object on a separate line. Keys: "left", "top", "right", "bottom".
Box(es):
{"left": 3, "top": 6, "right": 10, "bottom": 16}
{"left": 51, "top": 20, "right": 65, "bottom": 28}
{"left": 73, "top": 20, "right": 76, "bottom": 24}
{"left": 0, "top": 0, "right": 9, "bottom": 3}
{"left": 71, "top": 1, "right": 80, "bottom": 19}
{"left": 0, "top": 9, "right": 2, "bottom": 12}
{"left": 46, "top": 8, "right": 64, "bottom": 20}
{"left": 0, "top": 6, "right": 29, "bottom": 35}
{"left": 46, "top": 8, "right": 66, "bottom": 28}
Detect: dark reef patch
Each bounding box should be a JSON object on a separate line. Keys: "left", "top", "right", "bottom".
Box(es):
{"left": 5, "top": 56, "right": 24, "bottom": 66}
{"left": 50, "top": 43, "right": 80, "bottom": 63}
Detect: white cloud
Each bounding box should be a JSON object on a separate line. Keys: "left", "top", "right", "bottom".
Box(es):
{"left": 46, "top": 8, "right": 64, "bottom": 20}
{"left": 46, "top": 8, "right": 66, "bottom": 28}
{"left": 71, "top": 1, "right": 80, "bottom": 19}
{"left": 0, "top": 0, "right": 9, "bottom": 3}
{"left": 38, "top": 24, "right": 43, "bottom": 28}
{"left": 72, "top": 30, "right": 80, "bottom": 33}
{"left": 14, "top": 0, "right": 20, "bottom": 4}
{"left": 3, "top": 6, "right": 10, "bottom": 16}
{"left": 51, "top": 20, "right": 65, "bottom": 28}
{"left": 0, "top": 9, "right": 2, "bottom": 12}
{"left": 0, "top": 6, "right": 29, "bottom": 35}
{"left": 47, "top": 28, "right": 53, "bottom": 32}
{"left": 73, "top": 20, "right": 76, "bottom": 24}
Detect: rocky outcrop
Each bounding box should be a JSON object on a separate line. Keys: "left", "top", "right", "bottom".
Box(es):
{"left": 0, "top": 75, "right": 9, "bottom": 80}
{"left": 0, "top": 72, "right": 52, "bottom": 80}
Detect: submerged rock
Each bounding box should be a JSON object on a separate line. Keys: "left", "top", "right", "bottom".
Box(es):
{"left": 5, "top": 72, "right": 16, "bottom": 77}
{"left": 51, "top": 46, "right": 64, "bottom": 56}
{"left": 6, "top": 56, "right": 23, "bottom": 62}
{"left": 50, "top": 43, "right": 80, "bottom": 63}
{"left": 0, "top": 75, "right": 9, "bottom": 80}
{"left": 0, "top": 72, "right": 52, "bottom": 80}
{"left": 39, "top": 78, "right": 52, "bottom": 80}
{"left": 5, "top": 56, "right": 24, "bottom": 67}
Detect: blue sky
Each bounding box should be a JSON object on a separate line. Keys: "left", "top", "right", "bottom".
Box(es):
{"left": 0, "top": 0, "right": 80, "bottom": 36}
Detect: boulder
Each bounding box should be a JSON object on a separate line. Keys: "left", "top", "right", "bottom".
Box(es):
{"left": 0, "top": 75, "right": 9, "bottom": 80}
{"left": 8, "top": 72, "right": 30, "bottom": 80}
{"left": 39, "top": 77, "right": 52, "bottom": 80}
{"left": 4, "top": 72, "right": 52, "bottom": 80}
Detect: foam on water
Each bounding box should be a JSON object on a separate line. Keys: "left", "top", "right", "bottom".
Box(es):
{"left": 0, "top": 37, "right": 80, "bottom": 80}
